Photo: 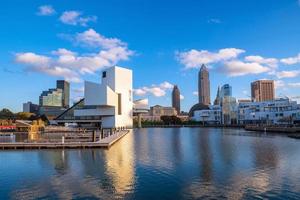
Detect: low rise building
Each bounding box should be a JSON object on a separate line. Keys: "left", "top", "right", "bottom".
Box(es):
{"left": 238, "top": 98, "right": 300, "bottom": 125}
{"left": 190, "top": 104, "right": 221, "bottom": 124}
{"left": 23, "top": 102, "right": 39, "bottom": 114}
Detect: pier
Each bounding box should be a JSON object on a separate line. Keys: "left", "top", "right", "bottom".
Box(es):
{"left": 0, "top": 129, "right": 130, "bottom": 150}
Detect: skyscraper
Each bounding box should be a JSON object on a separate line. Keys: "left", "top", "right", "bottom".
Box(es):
{"left": 251, "top": 80, "right": 275, "bottom": 102}
{"left": 56, "top": 80, "right": 70, "bottom": 108}
{"left": 220, "top": 84, "right": 232, "bottom": 98}
{"left": 172, "top": 85, "right": 181, "bottom": 115}
{"left": 213, "top": 86, "right": 221, "bottom": 105}
{"left": 198, "top": 64, "right": 210, "bottom": 105}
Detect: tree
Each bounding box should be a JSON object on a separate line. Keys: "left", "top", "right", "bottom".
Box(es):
{"left": 160, "top": 115, "right": 182, "bottom": 125}
{"left": 0, "top": 108, "right": 15, "bottom": 119}
{"left": 15, "top": 112, "right": 35, "bottom": 120}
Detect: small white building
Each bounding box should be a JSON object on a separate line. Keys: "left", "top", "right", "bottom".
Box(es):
{"left": 191, "top": 105, "right": 222, "bottom": 124}
{"left": 238, "top": 98, "right": 300, "bottom": 125}
{"left": 74, "top": 66, "right": 133, "bottom": 128}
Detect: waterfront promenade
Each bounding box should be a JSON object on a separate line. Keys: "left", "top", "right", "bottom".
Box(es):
{"left": 0, "top": 129, "right": 130, "bottom": 150}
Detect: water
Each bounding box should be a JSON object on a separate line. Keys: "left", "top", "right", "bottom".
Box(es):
{"left": 1, "top": 128, "right": 300, "bottom": 199}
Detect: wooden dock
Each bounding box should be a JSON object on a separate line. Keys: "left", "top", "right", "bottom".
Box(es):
{"left": 0, "top": 130, "right": 130, "bottom": 150}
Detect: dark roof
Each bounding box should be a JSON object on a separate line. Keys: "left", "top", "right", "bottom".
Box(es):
{"left": 188, "top": 103, "right": 210, "bottom": 117}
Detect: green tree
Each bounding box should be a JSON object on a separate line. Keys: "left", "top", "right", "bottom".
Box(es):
{"left": 0, "top": 108, "right": 15, "bottom": 119}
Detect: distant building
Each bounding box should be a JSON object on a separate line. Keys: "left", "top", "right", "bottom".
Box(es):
{"left": 172, "top": 85, "right": 181, "bottom": 114}
{"left": 39, "top": 80, "right": 70, "bottom": 108}
{"left": 192, "top": 105, "right": 222, "bottom": 124}
{"left": 251, "top": 80, "right": 274, "bottom": 102}
{"left": 238, "top": 99, "right": 252, "bottom": 103}
{"left": 56, "top": 80, "right": 70, "bottom": 108}
{"left": 238, "top": 98, "right": 300, "bottom": 125}
{"left": 221, "top": 96, "right": 238, "bottom": 125}
{"left": 198, "top": 64, "right": 211, "bottom": 105}
{"left": 39, "top": 88, "right": 64, "bottom": 107}
{"left": 150, "top": 105, "right": 177, "bottom": 116}
{"left": 23, "top": 102, "right": 39, "bottom": 114}
{"left": 220, "top": 84, "right": 232, "bottom": 98}
{"left": 213, "top": 86, "right": 221, "bottom": 105}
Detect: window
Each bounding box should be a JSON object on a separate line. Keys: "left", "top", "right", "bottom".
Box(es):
{"left": 129, "top": 90, "right": 132, "bottom": 101}
{"left": 102, "top": 71, "right": 106, "bottom": 78}
{"left": 118, "top": 94, "right": 122, "bottom": 115}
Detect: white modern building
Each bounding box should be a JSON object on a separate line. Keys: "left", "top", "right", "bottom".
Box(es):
{"left": 238, "top": 98, "right": 300, "bottom": 125}
{"left": 192, "top": 105, "right": 222, "bottom": 124}
{"left": 73, "top": 66, "right": 133, "bottom": 128}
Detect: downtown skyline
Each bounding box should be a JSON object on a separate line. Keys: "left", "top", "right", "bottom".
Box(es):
{"left": 1, "top": 0, "right": 300, "bottom": 112}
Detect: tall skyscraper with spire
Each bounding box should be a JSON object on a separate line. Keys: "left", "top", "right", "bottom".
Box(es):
{"left": 172, "top": 85, "right": 181, "bottom": 115}
{"left": 214, "top": 86, "right": 221, "bottom": 105}
{"left": 198, "top": 64, "right": 210, "bottom": 105}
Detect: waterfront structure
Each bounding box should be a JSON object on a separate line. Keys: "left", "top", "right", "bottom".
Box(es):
{"left": 23, "top": 102, "right": 39, "bottom": 114}
{"left": 192, "top": 105, "right": 222, "bottom": 124}
{"left": 238, "top": 98, "right": 300, "bottom": 125}
{"left": 198, "top": 64, "right": 210, "bottom": 105}
{"left": 72, "top": 66, "right": 133, "bottom": 128}
{"left": 56, "top": 80, "right": 70, "bottom": 108}
{"left": 172, "top": 85, "right": 181, "bottom": 114}
{"left": 251, "top": 80, "right": 275, "bottom": 102}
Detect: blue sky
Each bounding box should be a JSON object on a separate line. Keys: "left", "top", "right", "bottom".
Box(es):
{"left": 1, "top": 0, "right": 300, "bottom": 112}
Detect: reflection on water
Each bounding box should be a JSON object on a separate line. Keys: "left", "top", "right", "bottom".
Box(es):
{"left": 0, "top": 128, "right": 300, "bottom": 199}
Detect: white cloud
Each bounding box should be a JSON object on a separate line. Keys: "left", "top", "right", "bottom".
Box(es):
{"left": 193, "top": 91, "right": 198, "bottom": 96}
{"left": 177, "top": 48, "right": 245, "bottom": 69}
{"left": 75, "top": 29, "right": 125, "bottom": 49}
{"left": 287, "top": 82, "right": 300, "bottom": 88}
{"left": 15, "top": 52, "right": 50, "bottom": 66}
{"left": 276, "top": 70, "right": 300, "bottom": 79}
{"left": 220, "top": 60, "right": 270, "bottom": 76}
{"left": 16, "top": 29, "right": 133, "bottom": 82}
{"left": 160, "top": 81, "right": 173, "bottom": 89}
{"left": 59, "top": 11, "right": 97, "bottom": 26}
{"left": 180, "top": 94, "right": 184, "bottom": 100}
{"left": 37, "top": 5, "right": 55, "bottom": 16}
{"left": 280, "top": 53, "right": 300, "bottom": 65}
{"left": 274, "top": 80, "right": 286, "bottom": 89}
{"left": 134, "top": 81, "right": 173, "bottom": 97}
{"left": 245, "top": 55, "right": 278, "bottom": 68}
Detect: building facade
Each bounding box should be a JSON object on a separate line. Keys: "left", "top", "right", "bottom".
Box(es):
{"left": 220, "top": 84, "right": 232, "bottom": 98}
{"left": 238, "top": 98, "right": 300, "bottom": 125}
{"left": 198, "top": 64, "right": 211, "bottom": 105}
{"left": 73, "top": 66, "right": 133, "bottom": 128}
{"left": 23, "top": 102, "right": 39, "bottom": 114}
{"left": 56, "top": 80, "right": 70, "bottom": 108}
{"left": 172, "top": 85, "right": 181, "bottom": 114}
{"left": 192, "top": 105, "right": 222, "bottom": 124}
{"left": 251, "top": 80, "right": 275, "bottom": 102}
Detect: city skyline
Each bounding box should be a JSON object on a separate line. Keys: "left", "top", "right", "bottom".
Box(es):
{"left": 1, "top": 0, "right": 300, "bottom": 112}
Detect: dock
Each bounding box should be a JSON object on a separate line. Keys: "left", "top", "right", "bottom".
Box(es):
{"left": 0, "top": 130, "right": 130, "bottom": 150}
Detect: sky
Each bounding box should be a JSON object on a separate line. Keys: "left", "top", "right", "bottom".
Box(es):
{"left": 1, "top": 0, "right": 300, "bottom": 112}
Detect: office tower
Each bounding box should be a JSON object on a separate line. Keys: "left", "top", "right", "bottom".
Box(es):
{"left": 56, "top": 80, "right": 70, "bottom": 108}
{"left": 220, "top": 84, "right": 232, "bottom": 98}
{"left": 39, "top": 88, "right": 63, "bottom": 107}
{"left": 172, "top": 85, "right": 181, "bottom": 115}
{"left": 251, "top": 80, "right": 275, "bottom": 102}
{"left": 214, "top": 86, "right": 221, "bottom": 105}
{"left": 198, "top": 64, "right": 211, "bottom": 105}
